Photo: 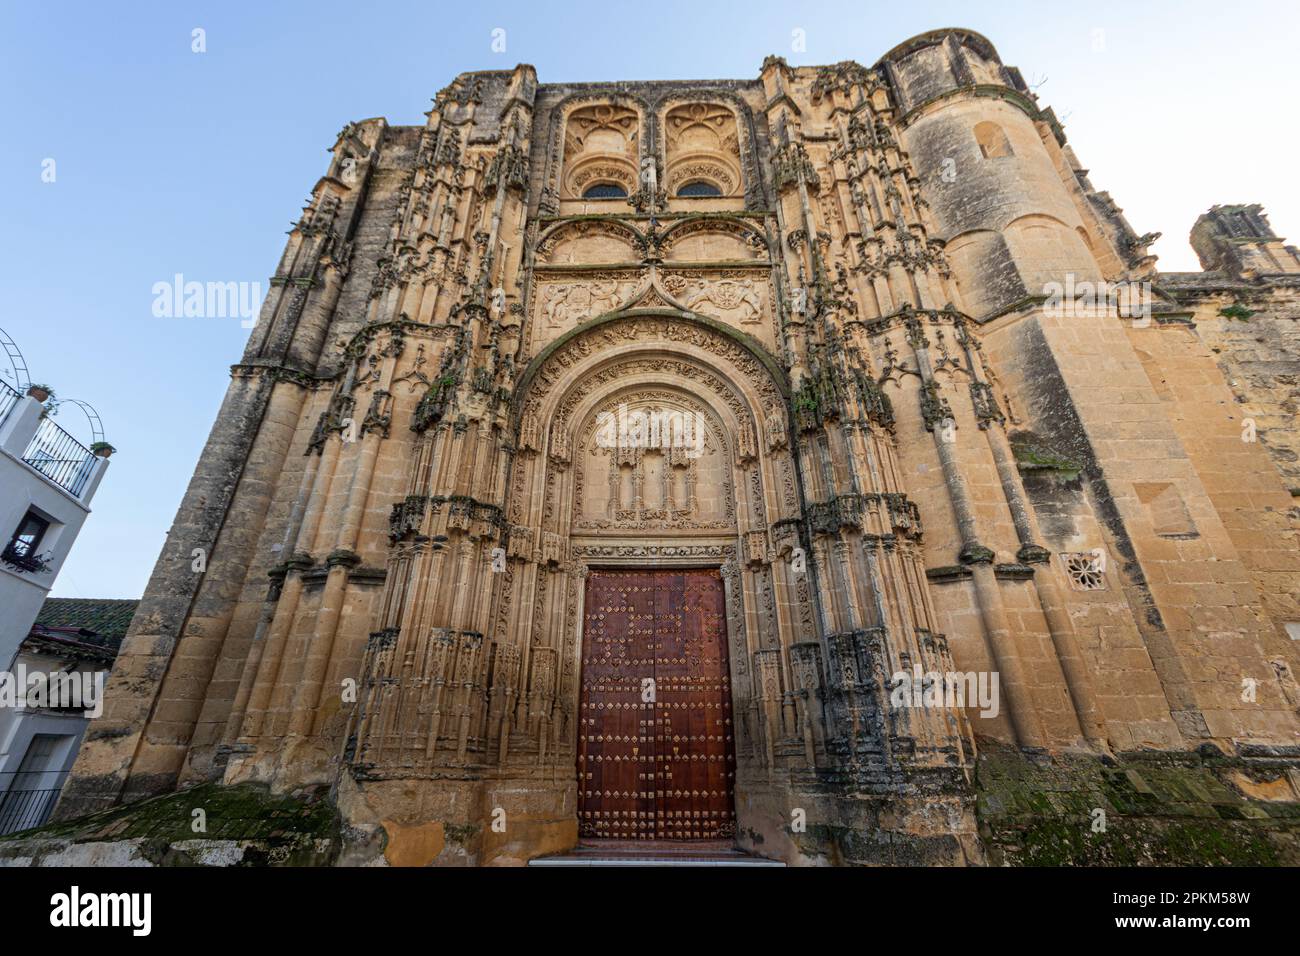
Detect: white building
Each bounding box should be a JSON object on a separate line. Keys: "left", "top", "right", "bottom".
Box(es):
{"left": 0, "top": 605, "right": 132, "bottom": 834}
{"left": 0, "top": 381, "right": 112, "bottom": 831}
{"left": 0, "top": 382, "right": 109, "bottom": 663}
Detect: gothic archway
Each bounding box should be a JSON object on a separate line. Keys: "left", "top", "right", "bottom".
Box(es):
{"left": 494, "top": 311, "right": 815, "bottom": 838}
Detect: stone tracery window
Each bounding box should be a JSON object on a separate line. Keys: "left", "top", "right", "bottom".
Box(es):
{"left": 1061, "top": 552, "right": 1105, "bottom": 591}
{"left": 677, "top": 180, "right": 723, "bottom": 198}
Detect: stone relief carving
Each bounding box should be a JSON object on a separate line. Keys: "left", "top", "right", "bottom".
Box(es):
{"left": 562, "top": 102, "right": 641, "bottom": 199}
{"left": 663, "top": 273, "right": 765, "bottom": 325}
{"left": 565, "top": 103, "right": 639, "bottom": 157}
{"left": 663, "top": 101, "right": 742, "bottom": 197}
{"left": 537, "top": 277, "right": 639, "bottom": 328}
{"left": 572, "top": 389, "right": 733, "bottom": 532}
{"left": 660, "top": 218, "right": 767, "bottom": 260}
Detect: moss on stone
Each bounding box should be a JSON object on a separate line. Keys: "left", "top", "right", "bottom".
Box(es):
{"left": 1219, "top": 303, "right": 1256, "bottom": 321}
{"left": 0, "top": 783, "right": 340, "bottom": 860}
{"left": 975, "top": 742, "right": 1300, "bottom": 866}
{"left": 1008, "top": 431, "right": 1081, "bottom": 478}
{"left": 443, "top": 822, "right": 481, "bottom": 846}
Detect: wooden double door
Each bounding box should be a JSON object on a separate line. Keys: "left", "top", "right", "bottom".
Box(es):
{"left": 577, "top": 569, "right": 736, "bottom": 840}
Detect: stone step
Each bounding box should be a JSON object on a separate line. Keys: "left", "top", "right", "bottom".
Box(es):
{"left": 529, "top": 854, "right": 785, "bottom": 867}
{"left": 529, "top": 841, "right": 784, "bottom": 867}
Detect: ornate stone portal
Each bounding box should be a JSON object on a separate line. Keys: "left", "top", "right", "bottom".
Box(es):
{"left": 56, "top": 30, "right": 1300, "bottom": 866}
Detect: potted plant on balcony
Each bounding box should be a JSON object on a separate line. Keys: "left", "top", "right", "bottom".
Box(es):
{"left": 1, "top": 544, "right": 53, "bottom": 575}
{"left": 26, "top": 383, "right": 54, "bottom": 403}
{"left": 90, "top": 441, "right": 116, "bottom": 459}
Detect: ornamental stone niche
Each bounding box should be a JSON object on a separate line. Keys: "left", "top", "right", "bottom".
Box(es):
{"left": 52, "top": 30, "right": 1300, "bottom": 867}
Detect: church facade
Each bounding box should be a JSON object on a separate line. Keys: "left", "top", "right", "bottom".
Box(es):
{"left": 56, "top": 29, "right": 1300, "bottom": 865}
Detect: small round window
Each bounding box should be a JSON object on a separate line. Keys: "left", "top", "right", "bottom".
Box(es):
{"left": 677, "top": 181, "right": 723, "bottom": 198}
{"left": 582, "top": 183, "right": 628, "bottom": 199}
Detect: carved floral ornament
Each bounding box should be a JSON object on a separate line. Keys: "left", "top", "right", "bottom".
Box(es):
{"left": 565, "top": 103, "right": 639, "bottom": 156}
{"left": 561, "top": 102, "right": 641, "bottom": 199}
{"left": 658, "top": 217, "right": 768, "bottom": 258}
{"left": 540, "top": 91, "right": 765, "bottom": 213}
{"left": 565, "top": 156, "right": 637, "bottom": 198}
{"left": 534, "top": 219, "right": 643, "bottom": 264}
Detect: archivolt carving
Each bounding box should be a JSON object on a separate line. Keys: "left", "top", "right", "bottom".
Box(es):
{"left": 659, "top": 217, "right": 768, "bottom": 259}
{"left": 489, "top": 308, "right": 807, "bottom": 783}
{"left": 518, "top": 315, "right": 785, "bottom": 428}
{"left": 539, "top": 93, "right": 650, "bottom": 213}
{"left": 539, "top": 90, "right": 765, "bottom": 214}
{"left": 562, "top": 102, "right": 640, "bottom": 199}
{"left": 566, "top": 158, "right": 637, "bottom": 197}
{"left": 668, "top": 161, "right": 735, "bottom": 195}
{"left": 535, "top": 219, "right": 643, "bottom": 264}
{"left": 509, "top": 319, "right": 791, "bottom": 542}
{"left": 656, "top": 92, "right": 765, "bottom": 208}
{"left": 663, "top": 101, "right": 741, "bottom": 196}
{"left": 548, "top": 357, "right": 762, "bottom": 463}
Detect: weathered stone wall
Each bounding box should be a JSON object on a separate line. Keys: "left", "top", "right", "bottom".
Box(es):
{"left": 977, "top": 742, "right": 1300, "bottom": 866}
{"left": 1157, "top": 286, "right": 1300, "bottom": 494}
{"left": 2, "top": 783, "right": 341, "bottom": 867}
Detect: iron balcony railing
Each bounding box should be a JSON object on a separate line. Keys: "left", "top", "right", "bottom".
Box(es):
{"left": 0, "top": 769, "right": 68, "bottom": 835}
{"left": 22, "top": 414, "right": 95, "bottom": 498}
{"left": 0, "top": 378, "right": 19, "bottom": 427}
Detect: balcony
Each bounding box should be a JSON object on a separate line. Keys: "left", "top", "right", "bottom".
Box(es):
{"left": 0, "top": 770, "right": 67, "bottom": 835}
{"left": 0, "top": 378, "right": 18, "bottom": 424}
{"left": 0, "top": 380, "right": 97, "bottom": 499}
{"left": 23, "top": 415, "right": 96, "bottom": 497}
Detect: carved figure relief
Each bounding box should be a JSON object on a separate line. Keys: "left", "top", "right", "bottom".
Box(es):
{"left": 676, "top": 277, "right": 763, "bottom": 325}
{"left": 538, "top": 277, "right": 638, "bottom": 329}
{"left": 573, "top": 390, "right": 733, "bottom": 532}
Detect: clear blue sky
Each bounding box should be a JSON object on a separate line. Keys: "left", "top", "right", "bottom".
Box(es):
{"left": 2, "top": 0, "right": 1296, "bottom": 599}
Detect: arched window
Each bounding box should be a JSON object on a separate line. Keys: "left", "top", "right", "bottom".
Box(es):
{"left": 677, "top": 180, "right": 722, "bottom": 198}
{"left": 974, "top": 121, "right": 1013, "bottom": 159}
{"left": 582, "top": 183, "right": 628, "bottom": 199}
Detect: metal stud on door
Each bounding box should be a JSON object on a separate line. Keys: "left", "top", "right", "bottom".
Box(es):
{"left": 578, "top": 569, "right": 735, "bottom": 841}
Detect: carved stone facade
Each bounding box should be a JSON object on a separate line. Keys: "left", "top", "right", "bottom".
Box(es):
{"left": 55, "top": 30, "right": 1300, "bottom": 866}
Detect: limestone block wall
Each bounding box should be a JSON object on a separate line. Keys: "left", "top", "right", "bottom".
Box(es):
{"left": 885, "top": 29, "right": 1300, "bottom": 751}
{"left": 980, "top": 303, "right": 1298, "bottom": 745}
{"left": 1125, "top": 308, "right": 1300, "bottom": 682}
{"left": 1163, "top": 288, "right": 1300, "bottom": 493}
